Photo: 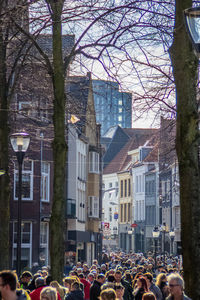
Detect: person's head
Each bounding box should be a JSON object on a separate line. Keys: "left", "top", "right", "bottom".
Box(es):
{"left": 155, "top": 273, "right": 168, "bottom": 287}
{"left": 71, "top": 281, "right": 81, "bottom": 291}
{"left": 136, "top": 277, "right": 148, "bottom": 292}
{"left": 107, "top": 275, "right": 115, "bottom": 283}
{"left": 63, "top": 276, "right": 78, "bottom": 290}
{"left": 0, "top": 270, "right": 17, "bottom": 292}
{"left": 35, "top": 277, "right": 45, "bottom": 288}
{"left": 101, "top": 282, "right": 115, "bottom": 291}
{"left": 97, "top": 274, "right": 106, "bottom": 284}
{"left": 168, "top": 273, "right": 184, "bottom": 297}
{"left": 41, "top": 270, "right": 48, "bottom": 278}
{"left": 20, "top": 271, "right": 32, "bottom": 283}
{"left": 40, "top": 286, "right": 57, "bottom": 300}
{"left": 100, "top": 288, "right": 117, "bottom": 300}
{"left": 144, "top": 273, "right": 153, "bottom": 288}
{"left": 142, "top": 292, "right": 156, "bottom": 300}
{"left": 93, "top": 259, "right": 98, "bottom": 265}
{"left": 87, "top": 273, "right": 95, "bottom": 283}
{"left": 114, "top": 270, "right": 122, "bottom": 283}
{"left": 114, "top": 283, "right": 124, "bottom": 300}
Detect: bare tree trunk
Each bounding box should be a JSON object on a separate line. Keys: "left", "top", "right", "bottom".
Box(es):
{"left": 0, "top": 26, "right": 10, "bottom": 270}
{"left": 48, "top": 0, "right": 67, "bottom": 282}
{"left": 169, "top": 0, "right": 200, "bottom": 298}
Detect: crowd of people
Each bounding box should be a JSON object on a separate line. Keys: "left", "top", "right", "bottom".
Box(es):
{"left": 0, "top": 252, "right": 191, "bottom": 300}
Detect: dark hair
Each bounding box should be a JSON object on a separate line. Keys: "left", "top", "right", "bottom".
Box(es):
{"left": 114, "top": 283, "right": 124, "bottom": 290}
{"left": 144, "top": 273, "right": 153, "bottom": 283}
{"left": 138, "top": 277, "right": 148, "bottom": 292}
{"left": 71, "top": 281, "right": 80, "bottom": 290}
{"left": 115, "top": 270, "right": 122, "bottom": 275}
{"left": 0, "top": 270, "right": 17, "bottom": 291}
{"left": 21, "top": 271, "right": 32, "bottom": 279}
{"left": 35, "top": 277, "right": 45, "bottom": 287}
{"left": 98, "top": 274, "right": 105, "bottom": 280}
{"left": 142, "top": 292, "right": 156, "bottom": 300}
{"left": 107, "top": 275, "right": 115, "bottom": 283}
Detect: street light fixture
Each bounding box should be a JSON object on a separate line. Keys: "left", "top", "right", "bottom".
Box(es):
{"left": 10, "top": 132, "right": 30, "bottom": 276}
{"left": 184, "top": 7, "right": 200, "bottom": 58}
{"left": 169, "top": 229, "right": 175, "bottom": 255}
{"left": 152, "top": 226, "right": 160, "bottom": 271}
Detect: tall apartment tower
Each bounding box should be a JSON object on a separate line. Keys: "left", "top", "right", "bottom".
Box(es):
{"left": 92, "top": 80, "right": 132, "bottom": 135}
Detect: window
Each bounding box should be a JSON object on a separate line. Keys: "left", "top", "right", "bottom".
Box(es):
{"left": 78, "top": 189, "right": 85, "bottom": 222}
{"left": 89, "top": 152, "right": 99, "bottom": 173}
{"left": 125, "top": 180, "right": 127, "bottom": 197}
{"left": 120, "top": 180, "right": 123, "bottom": 197}
{"left": 120, "top": 204, "right": 123, "bottom": 222}
{"left": 18, "top": 101, "right": 31, "bottom": 116}
{"left": 128, "top": 179, "right": 131, "bottom": 196}
{"left": 88, "top": 196, "right": 99, "bottom": 218}
{"left": 136, "top": 176, "right": 138, "bottom": 193}
{"left": 12, "top": 221, "right": 32, "bottom": 269}
{"left": 14, "top": 160, "right": 33, "bottom": 201}
{"left": 109, "top": 182, "right": 112, "bottom": 188}
{"left": 41, "top": 162, "right": 50, "bottom": 202}
{"left": 40, "top": 222, "right": 48, "bottom": 246}
{"left": 128, "top": 203, "right": 131, "bottom": 222}
{"left": 124, "top": 204, "right": 127, "bottom": 222}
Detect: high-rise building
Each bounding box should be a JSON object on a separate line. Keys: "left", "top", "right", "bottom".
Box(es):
{"left": 92, "top": 80, "right": 132, "bottom": 135}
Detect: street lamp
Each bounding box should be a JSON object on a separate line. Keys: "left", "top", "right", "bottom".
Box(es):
{"left": 184, "top": 7, "right": 200, "bottom": 58}
{"left": 152, "top": 226, "right": 160, "bottom": 271}
{"left": 10, "top": 132, "right": 30, "bottom": 276}
{"left": 169, "top": 229, "right": 175, "bottom": 255}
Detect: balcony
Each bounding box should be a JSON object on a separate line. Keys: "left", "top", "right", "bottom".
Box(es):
{"left": 66, "top": 198, "right": 76, "bottom": 219}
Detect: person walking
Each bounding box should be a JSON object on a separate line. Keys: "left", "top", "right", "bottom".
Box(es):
{"left": 40, "top": 287, "right": 57, "bottom": 300}
{"left": 0, "top": 270, "right": 30, "bottom": 300}
{"left": 166, "top": 273, "right": 191, "bottom": 300}
{"left": 133, "top": 277, "right": 148, "bottom": 300}
{"left": 90, "top": 274, "right": 106, "bottom": 300}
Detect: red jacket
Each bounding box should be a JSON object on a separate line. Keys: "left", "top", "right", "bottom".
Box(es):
{"left": 80, "top": 278, "right": 91, "bottom": 300}
{"left": 30, "top": 286, "right": 61, "bottom": 300}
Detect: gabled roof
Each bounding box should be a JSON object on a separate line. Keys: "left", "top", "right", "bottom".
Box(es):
{"left": 103, "top": 128, "right": 158, "bottom": 174}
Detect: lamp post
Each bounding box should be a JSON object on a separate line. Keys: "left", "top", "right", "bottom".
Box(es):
{"left": 169, "top": 229, "right": 175, "bottom": 255}
{"left": 184, "top": 7, "right": 200, "bottom": 58}
{"left": 152, "top": 226, "right": 160, "bottom": 271}
{"left": 10, "top": 132, "right": 30, "bottom": 276}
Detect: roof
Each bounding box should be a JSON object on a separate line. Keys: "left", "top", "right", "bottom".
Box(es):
{"left": 103, "top": 128, "right": 158, "bottom": 175}
{"left": 34, "top": 34, "right": 75, "bottom": 57}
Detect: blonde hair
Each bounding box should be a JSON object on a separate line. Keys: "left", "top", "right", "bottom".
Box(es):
{"left": 50, "top": 281, "right": 68, "bottom": 299}
{"left": 40, "top": 286, "right": 57, "bottom": 300}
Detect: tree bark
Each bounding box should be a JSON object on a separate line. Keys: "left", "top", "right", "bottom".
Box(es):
{"left": 48, "top": 0, "right": 67, "bottom": 283}
{"left": 169, "top": 0, "right": 200, "bottom": 298}
{"left": 0, "top": 25, "right": 10, "bottom": 271}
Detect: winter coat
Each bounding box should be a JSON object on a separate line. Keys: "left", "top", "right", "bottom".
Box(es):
{"left": 90, "top": 280, "right": 102, "bottom": 300}
{"left": 133, "top": 287, "right": 146, "bottom": 300}
{"left": 80, "top": 278, "right": 91, "bottom": 300}
{"left": 166, "top": 293, "right": 191, "bottom": 300}
{"left": 65, "top": 289, "right": 84, "bottom": 300}
{"left": 150, "top": 283, "right": 163, "bottom": 300}
{"left": 120, "top": 278, "right": 134, "bottom": 300}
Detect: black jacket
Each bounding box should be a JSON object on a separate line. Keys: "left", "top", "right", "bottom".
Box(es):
{"left": 90, "top": 280, "right": 102, "bottom": 300}
{"left": 65, "top": 290, "right": 84, "bottom": 300}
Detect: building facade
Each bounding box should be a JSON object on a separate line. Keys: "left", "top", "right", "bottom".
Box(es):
{"left": 92, "top": 80, "right": 132, "bottom": 135}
